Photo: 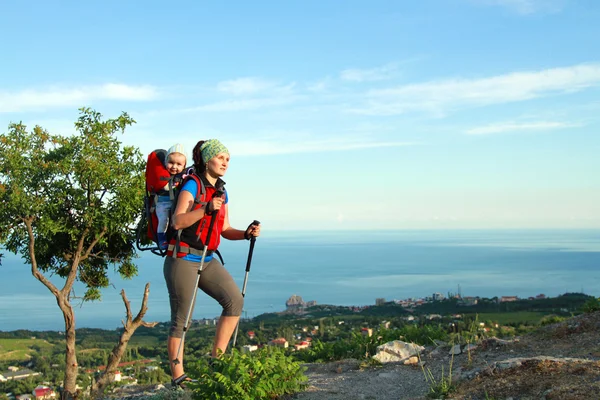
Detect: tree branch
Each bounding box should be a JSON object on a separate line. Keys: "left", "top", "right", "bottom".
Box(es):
{"left": 99, "top": 188, "right": 108, "bottom": 203}
{"left": 25, "top": 217, "right": 60, "bottom": 297}
{"left": 121, "top": 289, "right": 134, "bottom": 326}
{"left": 63, "top": 228, "right": 88, "bottom": 294}
{"left": 80, "top": 226, "right": 107, "bottom": 262}
{"left": 91, "top": 283, "right": 157, "bottom": 398}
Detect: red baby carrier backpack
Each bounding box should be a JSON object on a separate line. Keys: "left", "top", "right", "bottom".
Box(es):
{"left": 136, "top": 149, "right": 183, "bottom": 256}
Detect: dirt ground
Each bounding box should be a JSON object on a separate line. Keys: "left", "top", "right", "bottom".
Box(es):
{"left": 289, "top": 311, "right": 600, "bottom": 400}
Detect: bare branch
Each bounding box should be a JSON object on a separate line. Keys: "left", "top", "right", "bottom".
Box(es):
{"left": 99, "top": 188, "right": 108, "bottom": 203}
{"left": 133, "top": 283, "right": 152, "bottom": 323}
{"left": 25, "top": 218, "right": 60, "bottom": 297}
{"left": 121, "top": 288, "right": 134, "bottom": 324}
{"left": 92, "top": 283, "right": 157, "bottom": 398}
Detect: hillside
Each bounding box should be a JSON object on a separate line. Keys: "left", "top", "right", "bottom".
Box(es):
{"left": 289, "top": 311, "right": 600, "bottom": 400}
{"left": 3, "top": 308, "right": 599, "bottom": 399}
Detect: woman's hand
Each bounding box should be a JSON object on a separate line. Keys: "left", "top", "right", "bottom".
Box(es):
{"left": 244, "top": 221, "right": 261, "bottom": 240}
{"left": 205, "top": 194, "right": 225, "bottom": 214}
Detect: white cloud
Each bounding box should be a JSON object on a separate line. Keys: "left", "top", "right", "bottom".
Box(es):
{"left": 473, "top": 0, "right": 565, "bottom": 15}
{"left": 466, "top": 121, "right": 581, "bottom": 135}
{"left": 185, "top": 96, "right": 301, "bottom": 112}
{"left": 229, "top": 137, "right": 415, "bottom": 156}
{"left": 216, "top": 77, "right": 291, "bottom": 96}
{"left": 352, "top": 63, "right": 600, "bottom": 116}
{"left": 0, "top": 84, "right": 158, "bottom": 113}
{"left": 340, "top": 63, "right": 398, "bottom": 82}
{"left": 306, "top": 78, "right": 331, "bottom": 92}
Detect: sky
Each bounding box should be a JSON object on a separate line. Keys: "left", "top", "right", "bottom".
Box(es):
{"left": 1, "top": 0, "right": 599, "bottom": 230}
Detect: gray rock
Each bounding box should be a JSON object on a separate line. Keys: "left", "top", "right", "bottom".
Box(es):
{"left": 372, "top": 340, "right": 425, "bottom": 364}
{"left": 463, "top": 343, "right": 478, "bottom": 352}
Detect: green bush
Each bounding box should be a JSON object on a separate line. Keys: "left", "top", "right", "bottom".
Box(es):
{"left": 293, "top": 331, "right": 382, "bottom": 363}
{"left": 539, "top": 315, "right": 567, "bottom": 326}
{"left": 581, "top": 297, "right": 600, "bottom": 313}
{"left": 398, "top": 324, "right": 448, "bottom": 345}
{"left": 293, "top": 325, "right": 449, "bottom": 364}
{"left": 187, "top": 347, "right": 307, "bottom": 400}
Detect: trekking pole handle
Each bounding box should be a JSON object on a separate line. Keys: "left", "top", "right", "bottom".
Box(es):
{"left": 245, "top": 220, "right": 260, "bottom": 272}
{"left": 207, "top": 190, "right": 225, "bottom": 216}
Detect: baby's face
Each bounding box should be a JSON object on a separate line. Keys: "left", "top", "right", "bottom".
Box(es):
{"left": 166, "top": 152, "right": 186, "bottom": 175}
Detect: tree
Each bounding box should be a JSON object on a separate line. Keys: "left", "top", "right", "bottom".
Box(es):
{"left": 0, "top": 108, "right": 154, "bottom": 399}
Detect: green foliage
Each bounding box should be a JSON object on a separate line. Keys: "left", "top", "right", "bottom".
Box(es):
{"left": 292, "top": 332, "right": 374, "bottom": 363}
{"left": 293, "top": 324, "right": 448, "bottom": 364}
{"left": 151, "top": 388, "right": 193, "bottom": 400}
{"left": 135, "top": 368, "right": 172, "bottom": 385}
{"left": 187, "top": 347, "right": 307, "bottom": 400}
{"left": 0, "top": 107, "right": 145, "bottom": 298}
{"left": 398, "top": 324, "right": 448, "bottom": 345}
{"left": 539, "top": 314, "right": 567, "bottom": 326}
{"left": 359, "top": 357, "right": 382, "bottom": 370}
{"left": 0, "top": 338, "right": 54, "bottom": 361}
{"left": 0, "top": 108, "right": 146, "bottom": 395}
{"left": 0, "top": 377, "right": 39, "bottom": 396}
{"left": 474, "top": 311, "right": 549, "bottom": 325}
{"left": 581, "top": 297, "right": 600, "bottom": 313}
{"left": 421, "top": 348, "right": 455, "bottom": 399}
{"left": 423, "top": 366, "right": 455, "bottom": 399}
{"left": 415, "top": 293, "right": 594, "bottom": 315}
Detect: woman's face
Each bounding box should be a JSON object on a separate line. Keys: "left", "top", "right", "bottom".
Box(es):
{"left": 207, "top": 152, "right": 230, "bottom": 177}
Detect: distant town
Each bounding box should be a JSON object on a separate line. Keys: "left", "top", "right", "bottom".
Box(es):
{"left": 283, "top": 291, "right": 549, "bottom": 314}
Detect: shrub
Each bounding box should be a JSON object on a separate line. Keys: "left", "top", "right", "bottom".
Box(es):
{"left": 539, "top": 315, "right": 566, "bottom": 326}
{"left": 399, "top": 324, "right": 448, "bottom": 345}
{"left": 187, "top": 347, "right": 307, "bottom": 400}
{"left": 293, "top": 325, "right": 449, "bottom": 364}
{"left": 581, "top": 298, "right": 600, "bottom": 313}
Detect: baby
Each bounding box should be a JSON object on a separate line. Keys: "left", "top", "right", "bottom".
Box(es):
{"left": 156, "top": 143, "right": 186, "bottom": 249}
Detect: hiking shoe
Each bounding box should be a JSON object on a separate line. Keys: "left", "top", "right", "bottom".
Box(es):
{"left": 171, "top": 373, "right": 197, "bottom": 390}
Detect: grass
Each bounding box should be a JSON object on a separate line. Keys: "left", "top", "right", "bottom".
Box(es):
{"left": 128, "top": 336, "right": 160, "bottom": 347}
{"left": 470, "top": 311, "right": 548, "bottom": 325}
{"left": 421, "top": 353, "right": 455, "bottom": 399}
{"left": 0, "top": 338, "right": 53, "bottom": 361}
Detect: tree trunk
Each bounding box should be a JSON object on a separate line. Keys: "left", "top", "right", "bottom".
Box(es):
{"left": 59, "top": 298, "right": 79, "bottom": 400}
{"left": 91, "top": 283, "right": 157, "bottom": 399}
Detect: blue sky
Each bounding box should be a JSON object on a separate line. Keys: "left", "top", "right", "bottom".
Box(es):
{"left": 1, "top": 0, "right": 599, "bottom": 230}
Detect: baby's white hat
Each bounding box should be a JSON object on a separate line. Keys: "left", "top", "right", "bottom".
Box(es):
{"left": 167, "top": 143, "right": 186, "bottom": 159}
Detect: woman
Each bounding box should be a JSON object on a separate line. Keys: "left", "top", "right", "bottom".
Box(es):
{"left": 163, "top": 138, "right": 260, "bottom": 388}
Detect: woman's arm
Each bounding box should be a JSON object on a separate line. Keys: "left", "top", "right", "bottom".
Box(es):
{"left": 220, "top": 204, "right": 246, "bottom": 240}
{"left": 221, "top": 204, "right": 261, "bottom": 240}
{"left": 171, "top": 190, "right": 206, "bottom": 230}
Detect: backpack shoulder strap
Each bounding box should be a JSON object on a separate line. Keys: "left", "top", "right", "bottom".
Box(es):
{"left": 171, "top": 172, "right": 206, "bottom": 259}
{"left": 183, "top": 173, "right": 206, "bottom": 205}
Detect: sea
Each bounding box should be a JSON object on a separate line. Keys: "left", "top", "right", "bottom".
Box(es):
{"left": 1, "top": 229, "right": 599, "bottom": 332}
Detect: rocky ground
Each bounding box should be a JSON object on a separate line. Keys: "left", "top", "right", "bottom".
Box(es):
{"left": 113, "top": 311, "right": 600, "bottom": 400}
{"left": 289, "top": 311, "right": 600, "bottom": 400}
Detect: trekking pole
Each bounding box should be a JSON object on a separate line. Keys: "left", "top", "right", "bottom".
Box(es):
{"left": 232, "top": 220, "right": 260, "bottom": 348}
{"left": 172, "top": 190, "right": 223, "bottom": 366}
